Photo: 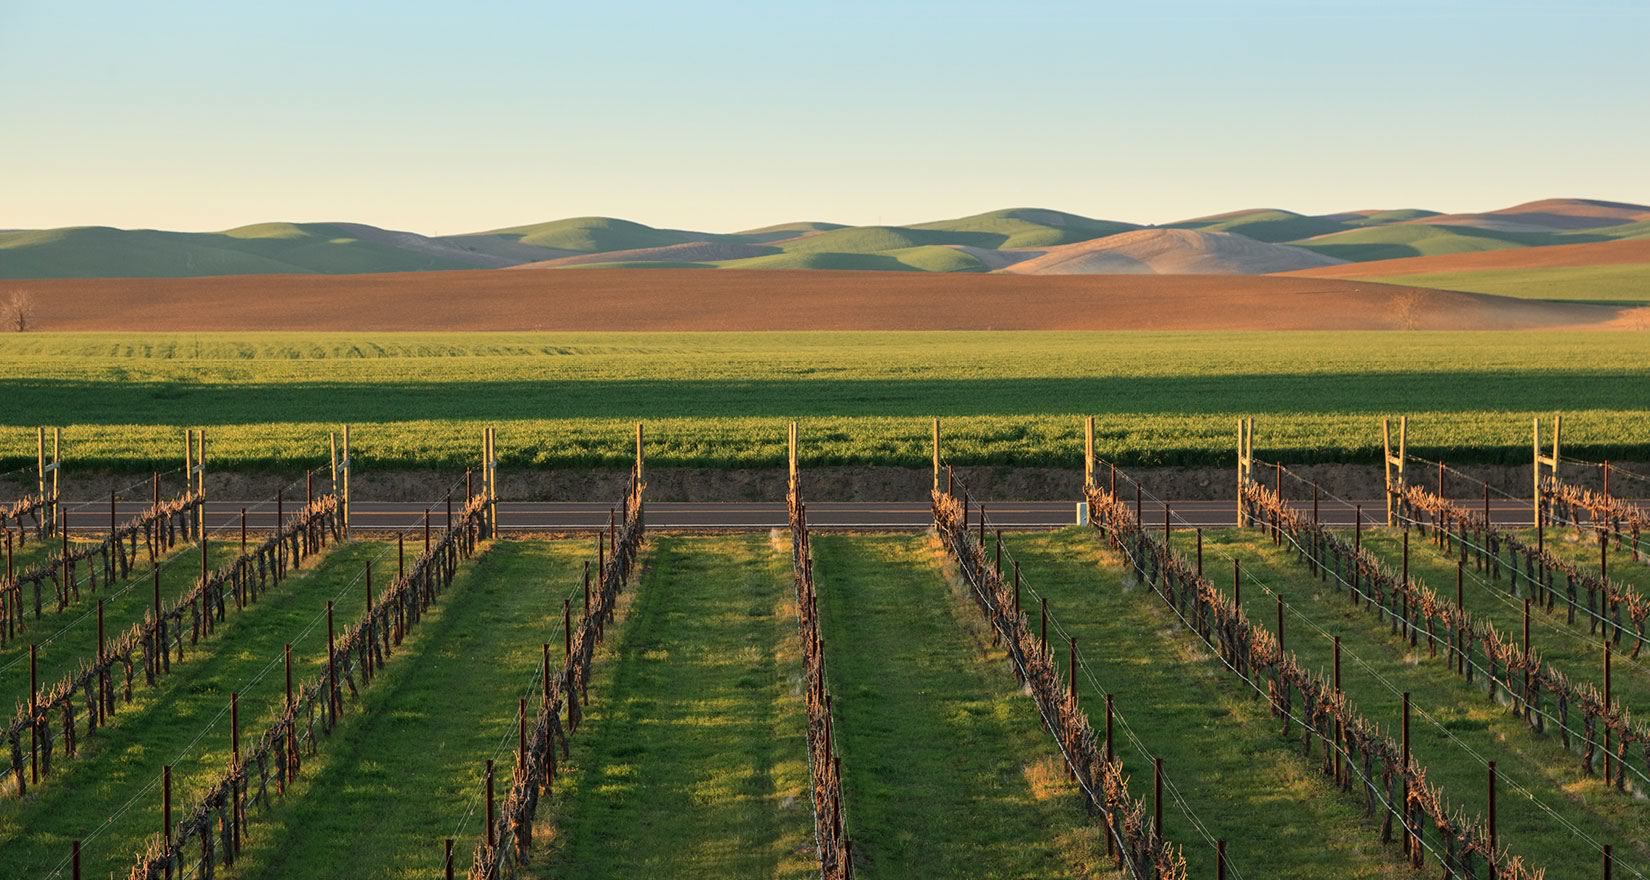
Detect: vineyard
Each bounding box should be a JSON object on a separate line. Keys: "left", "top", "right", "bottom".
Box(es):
{"left": 2, "top": 415, "right": 1648, "bottom": 880}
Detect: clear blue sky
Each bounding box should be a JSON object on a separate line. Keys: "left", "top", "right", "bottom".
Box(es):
{"left": 3, "top": 0, "right": 1646, "bottom": 234}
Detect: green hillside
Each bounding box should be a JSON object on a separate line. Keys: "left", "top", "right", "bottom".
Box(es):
{"left": 0, "top": 223, "right": 494, "bottom": 279}
{"left": 1294, "top": 214, "right": 1650, "bottom": 263}
{"left": 470, "top": 216, "right": 705, "bottom": 253}
{"left": 1357, "top": 263, "right": 1650, "bottom": 305}
{"left": 1289, "top": 224, "right": 1538, "bottom": 262}
{"left": 727, "top": 221, "right": 847, "bottom": 243}
{"left": 1573, "top": 218, "right": 1650, "bottom": 240}
{"left": 710, "top": 245, "right": 986, "bottom": 272}
{"left": 554, "top": 260, "right": 717, "bottom": 270}
{"left": 908, "top": 208, "right": 1136, "bottom": 248}
{"left": 1168, "top": 209, "right": 1352, "bottom": 243}
{"left": 773, "top": 225, "right": 988, "bottom": 254}
{"left": 1340, "top": 209, "right": 1441, "bottom": 227}
{"left": 8, "top": 201, "right": 1649, "bottom": 279}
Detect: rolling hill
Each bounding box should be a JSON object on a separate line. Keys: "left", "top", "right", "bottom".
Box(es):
{"left": 448, "top": 216, "right": 708, "bottom": 254}
{"left": 1002, "top": 229, "right": 1344, "bottom": 275}
{"left": 906, "top": 208, "right": 1137, "bottom": 248}
{"left": 1317, "top": 209, "right": 1442, "bottom": 227}
{"left": 0, "top": 222, "right": 515, "bottom": 279}
{"left": 1282, "top": 237, "right": 1650, "bottom": 304}
{"left": 1165, "top": 209, "right": 1353, "bottom": 243}
{"left": 5, "top": 198, "right": 1648, "bottom": 279}
{"left": 508, "top": 241, "right": 782, "bottom": 269}
{"left": 1286, "top": 224, "right": 1536, "bottom": 262}
{"left": 1409, "top": 197, "right": 1650, "bottom": 232}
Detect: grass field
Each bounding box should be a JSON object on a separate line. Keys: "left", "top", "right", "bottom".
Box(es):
{"left": 1195, "top": 529, "right": 1650, "bottom": 876}
{"left": 535, "top": 535, "right": 814, "bottom": 878}
{"left": 2, "top": 331, "right": 1648, "bottom": 472}
{"left": 1010, "top": 530, "right": 1408, "bottom": 878}
{"left": 0, "top": 541, "right": 383, "bottom": 879}
{"left": 1361, "top": 529, "right": 1650, "bottom": 729}
{"left": 0, "top": 540, "right": 232, "bottom": 703}
{"left": 809, "top": 534, "right": 1106, "bottom": 878}
{"left": 8, "top": 519, "right": 1644, "bottom": 878}
{"left": 236, "top": 539, "right": 583, "bottom": 880}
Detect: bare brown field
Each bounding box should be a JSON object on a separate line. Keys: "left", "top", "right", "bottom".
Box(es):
{"left": 1282, "top": 236, "right": 1650, "bottom": 279}
{"left": 11, "top": 268, "right": 1635, "bottom": 331}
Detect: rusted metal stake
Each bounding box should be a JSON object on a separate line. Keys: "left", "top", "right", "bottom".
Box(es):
{"left": 30, "top": 643, "right": 38, "bottom": 784}
{"left": 163, "top": 763, "right": 173, "bottom": 839}
{"left": 1153, "top": 757, "right": 1164, "bottom": 845}
{"left": 1276, "top": 595, "right": 1284, "bottom": 654}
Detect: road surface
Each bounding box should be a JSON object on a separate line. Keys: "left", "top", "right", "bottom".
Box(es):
{"left": 55, "top": 497, "right": 1561, "bottom": 533}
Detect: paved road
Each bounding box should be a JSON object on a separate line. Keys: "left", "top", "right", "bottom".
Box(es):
{"left": 55, "top": 497, "right": 1571, "bottom": 533}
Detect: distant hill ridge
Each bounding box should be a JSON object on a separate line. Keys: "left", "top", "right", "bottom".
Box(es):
{"left": 2, "top": 198, "right": 1645, "bottom": 279}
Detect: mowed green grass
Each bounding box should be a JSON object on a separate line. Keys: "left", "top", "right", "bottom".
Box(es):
{"left": 0, "top": 541, "right": 382, "bottom": 879}
{"left": 0, "top": 539, "right": 234, "bottom": 705}
{"left": 1361, "top": 264, "right": 1650, "bottom": 305}
{"left": 2, "top": 331, "right": 1649, "bottom": 471}
{"left": 1197, "top": 529, "right": 1650, "bottom": 876}
{"left": 533, "top": 535, "right": 814, "bottom": 879}
{"left": 1361, "top": 529, "right": 1650, "bottom": 735}
{"left": 235, "top": 539, "right": 583, "bottom": 880}
{"left": 1007, "top": 530, "right": 1409, "bottom": 879}
{"left": 808, "top": 534, "right": 1107, "bottom": 878}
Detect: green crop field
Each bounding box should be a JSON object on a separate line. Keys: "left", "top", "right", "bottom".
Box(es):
{"left": 1358, "top": 264, "right": 1650, "bottom": 305}
{"left": 2, "top": 330, "right": 1648, "bottom": 473}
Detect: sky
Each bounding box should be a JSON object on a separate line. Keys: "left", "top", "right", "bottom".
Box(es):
{"left": 2, "top": 0, "right": 1647, "bottom": 234}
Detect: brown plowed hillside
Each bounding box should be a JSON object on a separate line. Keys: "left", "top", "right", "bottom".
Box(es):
{"left": 1283, "top": 237, "right": 1650, "bottom": 279}
{"left": 10, "top": 269, "right": 1635, "bottom": 331}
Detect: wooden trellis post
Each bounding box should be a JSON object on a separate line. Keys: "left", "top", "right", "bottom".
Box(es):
{"left": 1080, "top": 416, "right": 1096, "bottom": 526}
{"left": 1533, "top": 415, "right": 1561, "bottom": 527}
{"left": 634, "top": 421, "right": 645, "bottom": 487}
{"left": 188, "top": 429, "right": 207, "bottom": 536}
{"left": 788, "top": 421, "right": 799, "bottom": 495}
{"left": 1083, "top": 416, "right": 1095, "bottom": 490}
{"left": 931, "top": 418, "right": 941, "bottom": 492}
{"left": 482, "top": 425, "right": 499, "bottom": 533}
{"left": 37, "top": 427, "right": 60, "bottom": 534}
{"left": 332, "top": 426, "right": 352, "bottom": 537}
{"left": 1382, "top": 416, "right": 1407, "bottom": 527}
{"left": 1236, "top": 417, "right": 1254, "bottom": 527}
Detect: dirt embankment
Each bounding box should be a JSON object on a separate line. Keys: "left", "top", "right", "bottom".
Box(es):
{"left": 9, "top": 268, "right": 1632, "bottom": 332}
{"left": 10, "top": 463, "right": 1644, "bottom": 505}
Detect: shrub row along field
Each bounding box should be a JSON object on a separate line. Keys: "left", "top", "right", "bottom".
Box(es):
{"left": 3, "top": 331, "right": 1650, "bottom": 469}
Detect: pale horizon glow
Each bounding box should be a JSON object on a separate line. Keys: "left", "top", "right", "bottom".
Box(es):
{"left": 2, "top": 0, "right": 1647, "bottom": 235}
